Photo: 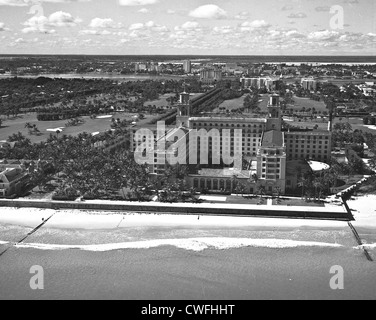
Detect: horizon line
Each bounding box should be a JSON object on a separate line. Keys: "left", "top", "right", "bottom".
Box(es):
{"left": 0, "top": 54, "right": 375, "bottom": 57}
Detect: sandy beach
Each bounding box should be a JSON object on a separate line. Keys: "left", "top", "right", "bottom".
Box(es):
{"left": 0, "top": 195, "right": 375, "bottom": 300}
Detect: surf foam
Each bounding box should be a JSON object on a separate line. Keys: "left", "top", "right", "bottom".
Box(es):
{"left": 14, "top": 238, "right": 344, "bottom": 252}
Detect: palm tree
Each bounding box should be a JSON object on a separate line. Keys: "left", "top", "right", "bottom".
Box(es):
{"left": 274, "top": 186, "right": 282, "bottom": 199}
{"left": 258, "top": 185, "right": 266, "bottom": 199}
{"left": 249, "top": 173, "right": 259, "bottom": 196}
{"left": 231, "top": 175, "right": 238, "bottom": 195}
{"left": 298, "top": 174, "right": 308, "bottom": 199}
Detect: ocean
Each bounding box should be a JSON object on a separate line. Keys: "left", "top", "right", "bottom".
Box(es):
{"left": 0, "top": 215, "right": 375, "bottom": 300}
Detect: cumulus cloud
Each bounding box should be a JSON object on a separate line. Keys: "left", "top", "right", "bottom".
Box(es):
{"left": 48, "top": 11, "right": 81, "bottom": 26}
{"left": 22, "top": 10, "right": 80, "bottom": 33}
{"left": 128, "top": 20, "right": 168, "bottom": 32}
{"left": 189, "top": 4, "right": 227, "bottom": 19}
{"left": 239, "top": 20, "right": 271, "bottom": 32}
{"left": 180, "top": 21, "right": 201, "bottom": 30}
{"left": 89, "top": 18, "right": 121, "bottom": 29}
{"left": 119, "top": 0, "right": 158, "bottom": 6}
{"left": 307, "top": 30, "right": 340, "bottom": 41}
{"left": 288, "top": 12, "right": 307, "bottom": 18}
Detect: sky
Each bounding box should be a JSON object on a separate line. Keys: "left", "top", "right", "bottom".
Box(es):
{"left": 0, "top": 0, "right": 375, "bottom": 55}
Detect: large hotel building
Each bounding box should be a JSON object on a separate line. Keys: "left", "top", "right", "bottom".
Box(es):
{"left": 131, "top": 91, "right": 332, "bottom": 195}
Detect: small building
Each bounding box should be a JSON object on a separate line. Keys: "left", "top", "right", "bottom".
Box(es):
{"left": 187, "top": 168, "right": 253, "bottom": 194}
{"left": 0, "top": 165, "right": 29, "bottom": 198}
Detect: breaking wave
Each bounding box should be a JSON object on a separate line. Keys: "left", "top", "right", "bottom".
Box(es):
{"left": 358, "top": 243, "right": 376, "bottom": 250}
{"left": 13, "top": 238, "right": 344, "bottom": 252}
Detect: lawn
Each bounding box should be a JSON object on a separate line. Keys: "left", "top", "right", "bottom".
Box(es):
{"left": 143, "top": 93, "right": 176, "bottom": 109}
{"left": 273, "top": 198, "right": 325, "bottom": 207}
{"left": 226, "top": 195, "right": 268, "bottom": 205}
{"left": 0, "top": 112, "right": 155, "bottom": 144}
{"left": 288, "top": 96, "right": 328, "bottom": 113}
{"left": 214, "top": 94, "right": 247, "bottom": 113}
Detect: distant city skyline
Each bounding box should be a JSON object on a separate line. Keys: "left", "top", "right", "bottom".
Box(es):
{"left": 0, "top": 0, "right": 375, "bottom": 55}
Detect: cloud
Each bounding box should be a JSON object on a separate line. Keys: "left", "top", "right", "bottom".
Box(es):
{"left": 0, "top": 0, "right": 89, "bottom": 4}
{"left": 119, "top": 0, "right": 158, "bottom": 6}
{"left": 22, "top": 15, "right": 55, "bottom": 33}
{"left": 189, "top": 4, "right": 227, "bottom": 19}
{"left": 128, "top": 20, "right": 168, "bottom": 32}
{"left": 79, "top": 29, "right": 111, "bottom": 36}
{"left": 129, "top": 22, "right": 144, "bottom": 30}
{"left": 138, "top": 8, "right": 149, "bottom": 13}
{"left": 89, "top": 18, "right": 121, "bottom": 29}
{"left": 288, "top": 12, "right": 307, "bottom": 19}
{"left": 212, "top": 25, "right": 233, "bottom": 34}
{"left": 239, "top": 20, "right": 271, "bottom": 32}
{"left": 285, "top": 30, "right": 306, "bottom": 38}
{"left": 234, "top": 11, "right": 249, "bottom": 20}
{"left": 180, "top": 21, "right": 201, "bottom": 30}
{"left": 22, "top": 11, "right": 80, "bottom": 33}
{"left": 48, "top": 11, "right": 81, "bottom": 26}
{"left": 307, "top": 30, "right": 340, "bottom": 41}
{"left": 0, "top": 0, "right": 26, "bottom": 6}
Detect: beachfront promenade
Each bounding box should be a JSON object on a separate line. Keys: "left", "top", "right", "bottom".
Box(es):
{"left": 0, "top": 197, "right": 351, "bottom": 220}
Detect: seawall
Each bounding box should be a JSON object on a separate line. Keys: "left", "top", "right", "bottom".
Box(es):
{"left": 0, "top": 199, "right": 351, "bottom": 221}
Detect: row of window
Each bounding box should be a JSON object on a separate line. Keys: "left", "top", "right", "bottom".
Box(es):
{"left": 286, "top": 135, "right": 330, "bottom": 140}
{"left": 288, "top": 155, "right": 328, "bottom": 161}
{"left": 193, "top": 123, "right": 265, "bottom": 128}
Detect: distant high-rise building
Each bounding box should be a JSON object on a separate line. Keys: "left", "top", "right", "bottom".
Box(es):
{"left": 183, "top": 60, "right": 191, "bottom": 74}
{"left": 240, "top": 77, "right": 282, "bottom": 91}
{"left": 301, "top": 78, "right": 317, "bottom": 91}
{"left": 200, "top": 66, "right": 222, "bottom": 84}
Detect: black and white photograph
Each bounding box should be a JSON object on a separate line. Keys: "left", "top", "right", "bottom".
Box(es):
{"left": 0, "top": 0, "right": 375, "bottom": 304}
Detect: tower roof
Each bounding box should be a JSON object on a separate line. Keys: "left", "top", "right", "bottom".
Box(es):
{"left": 261, "top": 130, "right": 284, "bottom": 147}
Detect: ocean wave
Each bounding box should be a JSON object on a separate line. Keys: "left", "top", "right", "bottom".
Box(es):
{"left": 358, "top": 243, "right": 376, "bottom": 250}
{"left": 14, "top": 238, "right": 344, "bottom": 252}
{"left": 0, "top": 241, "right": 9, "bottom": 245}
